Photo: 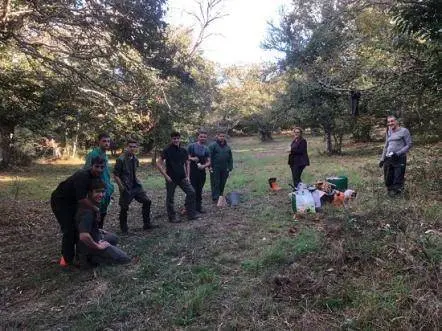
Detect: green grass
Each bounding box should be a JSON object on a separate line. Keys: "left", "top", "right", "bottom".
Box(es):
{"left": 1, "top": 135, "right": 441, "bottom": 330}
{"left": 242, "top": 228, "right": 323, "bottom": 273}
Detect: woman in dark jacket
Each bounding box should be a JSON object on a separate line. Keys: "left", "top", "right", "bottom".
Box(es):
{"left": 288, "top": 127, "right": 310, "bottom": 188}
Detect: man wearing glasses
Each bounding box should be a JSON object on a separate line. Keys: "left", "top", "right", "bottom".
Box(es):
{"left": 157, "top": 131, "right": 198, "bottom": 222}
{"left": 113, "top": 139, "right": 155, "bottom": 234}
{"left": 51, "top": 156, "right": 106, "bottom": 267}
{"left": 84, "top": 133, "right": 115, "bottom": 229}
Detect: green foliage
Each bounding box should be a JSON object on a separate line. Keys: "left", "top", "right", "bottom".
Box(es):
{"left": 0, "top": 1, "right": 218, "bottom": 167}
{"left": 265, "top": 0, "right": 441, "bottom": 152}
{"left": 210, "top": 64, "right": 286, "bottom": 139}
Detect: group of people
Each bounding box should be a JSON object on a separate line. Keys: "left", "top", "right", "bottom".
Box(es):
{"left": 288, "top": 115, "right": 412, "bottom": 197}
{"left": 51, "top": 115, "right": 411, "bottom": 269}
{"left": 50, "top": 130, "right": 233, "bottom": 267}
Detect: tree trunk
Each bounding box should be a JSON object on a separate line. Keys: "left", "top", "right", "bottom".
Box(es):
{"left": 0, "top": 124, "right": 15, "bottom": 169}
{"left": 325, "top": 129, "right": 332, "bottom": 154}
{"left": 71, "top": 122, "right": 80, "bottom": 158}
{"left": 151, "top": 148, "right": 157, "bottom": 166}
{"left": 72, "top": 134, "right": 78, "bottom": 158}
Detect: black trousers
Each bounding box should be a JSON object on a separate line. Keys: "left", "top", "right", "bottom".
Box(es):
{"left": 291, "top": 165, "right": 306, "bottom": 188}
{"left": 166, "top": 179, "right": 196, "bottom": 220}
{"left": 383, "top": 155, "right": 407, "bottom": 192}
{"left": 190, "top": 166, "right": 206, "bottom": 211}
{"left": 50, "top": 196, "right": 77, "bottom": 263}
{"left": 77, "top": 231, "right": 130, "bottom": 265}
{"left": 210, "top": 169, "right": 229, "bottom": 201}
{"left": 119, "top": 186, "right": 151, "bottom": 231}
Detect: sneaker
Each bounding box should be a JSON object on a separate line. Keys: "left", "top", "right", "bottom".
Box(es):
{"left": 196, "top": 208, "right": 206, "bottom": 214}
{"left": 169, "top": 217, "right": 181, "bottom": 223}
{"left": 187, "top": 215, "right": 201, "bottom": 221}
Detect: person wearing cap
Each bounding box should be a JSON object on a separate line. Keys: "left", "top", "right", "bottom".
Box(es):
{"left": 76, "top": 178, "right": 131, "bottom": 266}
{"left": 51, "top": 156, "right": 105, "bottom": 266}
{"left": 209, "top": 131, "right": 233, "bottom": 203}
{"left": 187, "top": 130, "right": 211, "bottom": 213}
{"left": 379, "top": 115, "right": 412, "bottom": 196}
{"left": 84, "top": 133, "right": 115, "bottom": 229}
{"left": 157, "top": 131, "right": 198, "bottom": 222}
{"left": 113, "top": 139, "right": 155, "bottom": 233}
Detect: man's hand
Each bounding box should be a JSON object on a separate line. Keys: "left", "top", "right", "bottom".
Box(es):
{"left": 391, "top": 152, "right": 399, "bottom": 161}
{"left": 98, "top": 240, "right": 111, "bottom": 250}
{"left": 379, "top": 160, "right": 384, "bottom": 168}
{"left": 185, "top": 176, "right": 190, "bottom": 183}
{"left": 166, "top": 175, "right": 173, "bottom": 183}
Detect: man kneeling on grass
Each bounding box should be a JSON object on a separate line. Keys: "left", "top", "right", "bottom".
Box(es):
{"left": 76, "top": 179, "right": 131, "bottom": 266}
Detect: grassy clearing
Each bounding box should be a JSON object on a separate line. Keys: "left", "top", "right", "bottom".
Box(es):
{"left": 0, "top": 135, "right": 440, "bottom": 329}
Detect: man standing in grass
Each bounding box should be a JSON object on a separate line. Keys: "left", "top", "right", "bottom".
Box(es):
{"left": 51, "top": 156, "right": 105, "bottom": 266}
{"left": 76, "top": 178, "right": 131, "bottom": 266}
{"left": 379, "top": 115, "right": 412, "bottom": 197}
{"left": 209, "top": 131, "right": 233, "bottom": 203}
{"left": 157, "top": 131, "right": 198, "bottom": 222}
{"left": 84, "top": 133, "right": 114, "bottom": 229}
{"left": 113, "top": 139, "right": 155, "bottom": 234}
{"left": 187, "top": 130, "right": 211, "bottom": 213}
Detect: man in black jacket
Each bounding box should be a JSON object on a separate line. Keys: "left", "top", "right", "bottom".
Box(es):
{"left": 113, "top": 139, "right": 154, "bottom": 233}
{"left": 51, "top": 156, "right": 105, "bottom": 266}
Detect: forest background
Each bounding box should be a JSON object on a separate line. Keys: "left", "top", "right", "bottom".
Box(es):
{"left": 0, "top": 1, "right": 441, "bottom": 329}
{"left": 0, "top": 0, "right": 440, "bottom": 167}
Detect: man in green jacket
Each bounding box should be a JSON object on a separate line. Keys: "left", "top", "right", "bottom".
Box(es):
{"left": 209, "top": 131, "right": 233, "bottom": 202}
{"left": 84, "top": 133, "right": 115, "bottom": 229}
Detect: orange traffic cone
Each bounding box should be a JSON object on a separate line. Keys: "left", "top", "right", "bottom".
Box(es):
{"left": 268, "top": 177, "right": 282, "bottom": 191}
{"left": 59, "top": 256, "right": 68, "bottom": 267}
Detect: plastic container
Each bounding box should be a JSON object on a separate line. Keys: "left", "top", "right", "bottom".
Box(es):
{"left": 326, "top": 176, "right": 348, "bottom": 192}
{"left": 227, "top": 191, "right": 241, "bottom": 207}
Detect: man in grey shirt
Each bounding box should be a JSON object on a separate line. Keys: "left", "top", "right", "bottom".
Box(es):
{"left": 379, "top": 115, "right": 412, "bottom": 196}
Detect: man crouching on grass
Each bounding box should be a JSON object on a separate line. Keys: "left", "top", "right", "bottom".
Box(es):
{"left": 76, "top": 179, "right": 131, "bottom": 266}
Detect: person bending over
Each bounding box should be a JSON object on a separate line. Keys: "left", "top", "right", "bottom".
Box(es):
{"left": 51, "top": 156, "right": 105, "bottom": 266}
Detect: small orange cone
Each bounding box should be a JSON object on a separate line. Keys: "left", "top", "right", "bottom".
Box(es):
{"left": 270, "top": 181, "right": 282, "bottom": 191}
{"left": 268, "top": 178, "right": 282, "bottom": 191}
{"left": 59, "top": 256, "right": 68, "bottom": 267}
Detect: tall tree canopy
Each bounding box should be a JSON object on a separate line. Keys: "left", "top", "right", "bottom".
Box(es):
{"left": 264, "top": 0, "right": 441, "bottom": 153}
{"left": 0, "top": 0, "right": 218, "bottom": 167}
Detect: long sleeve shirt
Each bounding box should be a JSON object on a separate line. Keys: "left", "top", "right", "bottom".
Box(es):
{"left": 381, "top": 127, "right": 412, "bottom": 161}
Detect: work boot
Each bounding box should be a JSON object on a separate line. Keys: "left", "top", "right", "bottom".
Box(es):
{"left": 168, "top": 216, "right": 181, "bottom": 223}
{"left": 187, "top": 214, "right": 201, "bottom": 221}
